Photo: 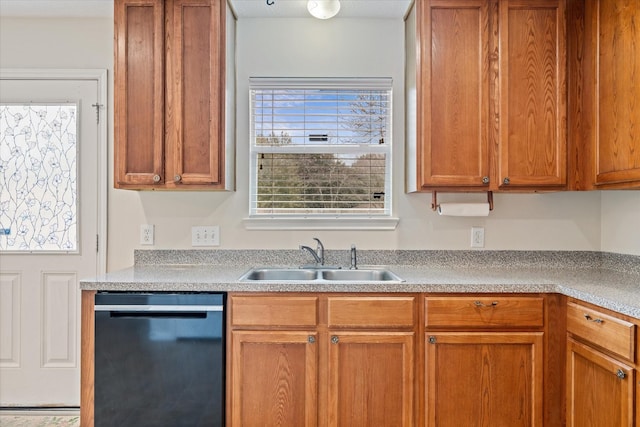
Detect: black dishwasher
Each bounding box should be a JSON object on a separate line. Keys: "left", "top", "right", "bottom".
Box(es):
{"left": 94, "top": 292, "right": 225, "bottom": 427}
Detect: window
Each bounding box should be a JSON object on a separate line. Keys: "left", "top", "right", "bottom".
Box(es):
{"left": 0, "top": 103, "right": 78, "bottom": 251}
{"left": 249, "top": 78, "right": 392, "bottom": 224}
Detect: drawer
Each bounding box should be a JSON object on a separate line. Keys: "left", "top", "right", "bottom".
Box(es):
{"left": 567, "top": 301, "right": 635, "bottom": 361}
{"left": 327, "top": 296, "right": 416, "bottom": 328}
{"left": 230, "top": 295, "right": 318, "bottom": 327}
{"left": 425, "top": 296, "right": 544, "bottom": 328}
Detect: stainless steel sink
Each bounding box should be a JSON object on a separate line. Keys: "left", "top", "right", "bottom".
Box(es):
{"left": 321, "top": 269, "right": 403, "bottom": 282}
{"left": 240, "top": 268, "right": 319, "bottom": 281}
{"left": 239, "top": 267, "right": 403, "bottom": 283}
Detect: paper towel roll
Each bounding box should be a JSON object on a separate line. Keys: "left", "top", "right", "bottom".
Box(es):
{"left": 437, "top": 203, "right": 490, "bottom": 217}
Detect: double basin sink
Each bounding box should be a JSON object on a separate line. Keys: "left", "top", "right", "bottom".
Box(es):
{"left": 239, "top": 267, "right": 404, "bottom": 283}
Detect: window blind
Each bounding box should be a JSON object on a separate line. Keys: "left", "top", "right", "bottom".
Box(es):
{"left": 249, "top": 78, "right": 392, "bottom": 216}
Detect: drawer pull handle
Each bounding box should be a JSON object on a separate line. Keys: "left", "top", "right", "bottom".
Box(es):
{"left": 616, "top": 369, "right": 627, "bottom": 380}
{"left": 584, "top": 314, "right": 604, "bottom": 324}
{"left": 474, "top": 301, "right": 499, "bottom": 307}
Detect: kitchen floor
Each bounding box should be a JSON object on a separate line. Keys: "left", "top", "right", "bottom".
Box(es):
{"left": 0, "top": 413, "right": 79, "bottom": 427}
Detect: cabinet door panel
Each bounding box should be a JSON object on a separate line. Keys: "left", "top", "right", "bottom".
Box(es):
{"left": 166, "top": 0, "right": 224, "bottom": 186}
{"left": 566, "top": 338, "right": 634, "bottom": 427}
{"left": 594, "top": 0, "right": 640, "bottom": 185}
{"left": 426, "top": 332, "right": 543, "bottom": 427}
{"left": 499, "top": 0, "right": 567, "bottom": 187}
{"left": 114, "top": 0, "right": 164, "bottom": 187}
{"left": 230, "top": 331, "right": 318, "bottom": 427}
{"left": 418, "top": 0, "right": 490, "bottom": 187}
{"left": 328, "top": 332, "right": 414, "bottom": 427}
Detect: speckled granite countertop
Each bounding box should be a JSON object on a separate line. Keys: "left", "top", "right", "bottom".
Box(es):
{"left": 80, "top": 250, "right": 640, "bottom": 318}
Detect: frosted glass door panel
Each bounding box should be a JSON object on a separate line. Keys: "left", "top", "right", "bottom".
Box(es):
{"left": 0, "top": 104, "right": 78, "bottom": 252}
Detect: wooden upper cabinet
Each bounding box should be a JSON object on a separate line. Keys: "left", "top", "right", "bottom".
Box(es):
{"left": 418, "top": 0, "right": 491, "bottom": 189}
{"left": 585, "top": 0, "right": 640, "bottom": 188}
{"left": 114, "top": 0, "right": 227, "bottom": 190}
{"left": 114, "top": 0, "right": 164, "bottom": 187}
{"left": 413, "top": 0, "right": 567, "bottom": 191}
{"left": 498, "top": 0, "right": 567, "bottom": 188}
{"left": 165, "top": 0, "right": 224, "bottom": 187}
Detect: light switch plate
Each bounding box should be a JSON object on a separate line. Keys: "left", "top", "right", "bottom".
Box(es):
{"left": 192, "top": 226, "right": 220, "bottom": 247}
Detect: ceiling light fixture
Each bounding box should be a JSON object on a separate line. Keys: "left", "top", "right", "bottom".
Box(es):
{"left": 307, "top": 0, "right": 341, "bottom": 19}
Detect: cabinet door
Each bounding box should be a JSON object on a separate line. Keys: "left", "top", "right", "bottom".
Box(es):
{"left": 590, "top": 0, "right": 640, "bottom": 186}
{"left": 567, "top": 338, "right": 634, "bottom": 427}
{"left": 498, "top": 0, "right": 567, "bottom": 188}
{"left": 230, "top": 331, "right": 318, "bottom": 427}
{"left": 417, "top": 0, "right": 491, "bottom": 188}
{"left": 165, "top": 0, "right": 225, "bottom": 188}
{"left": 114, "top": 0, "right": 164, "bottom": 188}
{"left": 327, "top": 332, "right": 414, "bottom": 427}
{"left": 425, "top": 332, "right": 544, "bottom": 427}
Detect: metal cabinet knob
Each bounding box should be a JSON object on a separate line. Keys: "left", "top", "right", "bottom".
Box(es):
{"left": 428, "top": 336, "right": 437, "bottom": 344}
{"left": 308, "top": 335, "right": 316, "bottom": 344}
{"left": 174, "top": 174, "right": 182, "bottom": 183}
{"left": 482, "top": 176, "right": 490, "bottom": 184}
{"left": 331, "top": 336, "right": 339, "bottom": 344}
{"left": 617, "top": 369, "right": 627, "bottom": 379}
{"left": 503, "top": 177, "right": 510, "bottom": 185}
{"left": 153, "top": 174, "right": 161, "bottom": 183}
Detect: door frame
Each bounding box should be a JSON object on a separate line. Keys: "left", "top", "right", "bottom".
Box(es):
{"left": 0, "top": 68, "right": 108, "bottom": 274}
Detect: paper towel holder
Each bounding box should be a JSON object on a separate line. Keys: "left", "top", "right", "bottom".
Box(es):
{"left": 431, "top": 191, "right": 494, "bottom": 211}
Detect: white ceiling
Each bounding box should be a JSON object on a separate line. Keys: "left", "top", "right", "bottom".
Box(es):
{"left": 0, "top": 0, "right": 412, "bottom": 19}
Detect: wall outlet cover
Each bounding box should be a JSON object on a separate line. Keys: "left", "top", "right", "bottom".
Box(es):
{"left": 140, "top": 224, "right": 154, "bottom": 245}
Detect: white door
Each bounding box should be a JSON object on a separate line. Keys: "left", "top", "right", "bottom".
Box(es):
{"left": 0, "top": 73, "right": 105, "bottom": 406}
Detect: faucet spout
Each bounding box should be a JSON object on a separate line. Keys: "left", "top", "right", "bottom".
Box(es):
{"left": 299, "top": 245, "right": 322, "bottom": 265}
{"left": 312, "top": 237, "right": 325, "bottom": 266}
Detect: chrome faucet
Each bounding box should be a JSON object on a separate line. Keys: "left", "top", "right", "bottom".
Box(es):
{"left": 299, "top": 237, "right": 325, "bottom": 266}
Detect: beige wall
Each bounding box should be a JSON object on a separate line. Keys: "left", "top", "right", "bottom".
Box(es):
{"left": 0, "top": 15, "right": 637, "bottom": 272}
{"left": 601, "top": 191, "right": 640, "bottom": 256}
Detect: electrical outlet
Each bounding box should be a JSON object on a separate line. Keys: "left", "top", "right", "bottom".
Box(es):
{"left": 140, "top": 224, "right": 154, "bottom": 245}
{"left": 471, "top": 226, "right": 484, "bottom": 248}
{"left": 192, "top": 226, "right": 220, "bottom": 247}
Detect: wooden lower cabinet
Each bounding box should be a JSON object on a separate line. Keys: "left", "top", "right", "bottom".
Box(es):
{"left": 425, "top": 332, "right": 544, "bottom": 427}
{"left": 637, "top": 379, "right": 640, "bottom": 427}
{"left": 566, "top": 338, "right": 634, "bottom": 426}
{"left": 229, "top": 331, "right": 318, "bottom": 427}
{"left": 327, "top": 331, "right": 414, "bottom": 427}
{"left": 565, "top": 299, "right": 637, "bottom": 427}
{"left": 227, "top": 293, "right": 417, "bottom": 427}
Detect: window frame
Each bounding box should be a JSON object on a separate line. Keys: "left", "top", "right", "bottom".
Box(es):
{"left": 245, "top": 77, "right": 397, "bottom": 230}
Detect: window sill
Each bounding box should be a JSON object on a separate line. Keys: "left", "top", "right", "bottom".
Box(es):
{"left": 243, "top": 217, "right": 399, "bottom": 230}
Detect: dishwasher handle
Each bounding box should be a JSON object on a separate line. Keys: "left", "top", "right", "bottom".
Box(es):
{"left": 95, "top": 304, "right": 223, "bottom": 312}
